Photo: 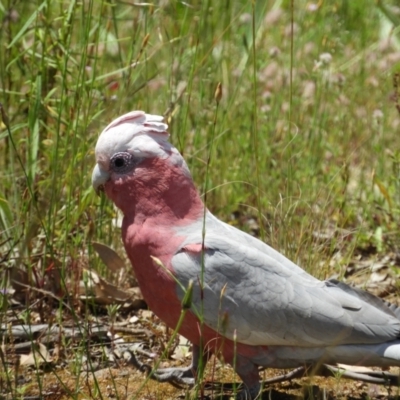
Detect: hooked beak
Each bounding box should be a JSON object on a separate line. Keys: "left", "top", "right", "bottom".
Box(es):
{"left": 92, "top": 164, "right": 110, "bottom": 195}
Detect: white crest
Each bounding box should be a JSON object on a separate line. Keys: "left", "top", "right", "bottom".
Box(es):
{"left": 95, "top": 111, "right": 171, "bottom": 162}
{"left": 94, "top": 110, "right": 190, "bottom": 175}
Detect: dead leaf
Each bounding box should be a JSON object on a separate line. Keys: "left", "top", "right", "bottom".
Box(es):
{"left": 369, "top": 271, "right": 388, "bottom": 283}
{"left": 171, "top": 335, "right": 191, "bottom": 361}
{"left": 20, "top": 343, "right": 52, "bottom": 366}
{"left": 336, "top": 364, "right": 375, "bottom": 373}
{"left": 82, "top": 269, "right": 144, "bottom": 307}
{"left": 140, "top": 310, "right": 153, "bottom": 319}
{"left": 129, "top": 315, "right": 139, "bottom": 324}
{"left": 92, "top": 241, "right": 126, "bottom": 273}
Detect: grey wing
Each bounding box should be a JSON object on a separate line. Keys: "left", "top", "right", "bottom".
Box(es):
{"left": 171, "top": 234, "right": 400, "bottom": 347}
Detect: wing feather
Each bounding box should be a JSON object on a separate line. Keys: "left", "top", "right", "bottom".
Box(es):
{"left": 172, "top": 215, "right": 400, "bottom": 347}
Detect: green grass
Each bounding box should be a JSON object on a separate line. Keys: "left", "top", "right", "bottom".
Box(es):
{"left": 1, "top": 0, "right": 400, "bottom": 399}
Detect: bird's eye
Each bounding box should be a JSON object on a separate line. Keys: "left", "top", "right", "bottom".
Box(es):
{"left": 114, "top": 157, "right": 125, "bottom": 168}
{"left": 110, "top": 152, "right": 135, "bottom": 173}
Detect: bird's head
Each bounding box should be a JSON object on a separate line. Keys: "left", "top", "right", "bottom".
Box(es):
{"left": 92, "top": 111, "right": 194, "bottom": 216}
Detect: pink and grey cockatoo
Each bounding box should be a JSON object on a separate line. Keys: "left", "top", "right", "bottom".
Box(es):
{"left": 92, "top": 111, "right": 400, "bottom": 399}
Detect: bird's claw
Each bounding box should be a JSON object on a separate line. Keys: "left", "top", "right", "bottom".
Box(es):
{"left": 125, "top": 350, "right": 195, "bottom": 389}
{"left": 149, "top": 366, "right": 196, "bottom": 389}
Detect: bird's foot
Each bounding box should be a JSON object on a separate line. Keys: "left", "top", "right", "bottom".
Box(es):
{"left": 261, "top": 364, "right": 400, "bottom": 386}
{"left": 149, "top": 366, "right": 196, "bottom": 388}
{"left": 125, "top": 350, "right": 196, "bottom": 389}
{"left": 322, "top": 364, "right": 400, "bottom": 385}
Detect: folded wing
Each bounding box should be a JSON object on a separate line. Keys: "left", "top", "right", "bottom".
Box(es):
{"left": 172, "top": 217, "right": 400, "bottom": 347}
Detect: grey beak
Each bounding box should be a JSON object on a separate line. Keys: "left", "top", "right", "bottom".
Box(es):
{"left": 92, "top": 164, "right": 110, "bottom": 195}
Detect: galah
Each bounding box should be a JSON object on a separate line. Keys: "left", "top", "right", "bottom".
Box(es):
{"left": 92, "top": 111, "right": 400, "bottom": 399}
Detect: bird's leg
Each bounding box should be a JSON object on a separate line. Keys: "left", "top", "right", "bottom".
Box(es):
{"left": 232, "top": 355, "right": 262, "bottom": 399}
{"left": 148, "top": 344, "right": 210, "bottom": 389}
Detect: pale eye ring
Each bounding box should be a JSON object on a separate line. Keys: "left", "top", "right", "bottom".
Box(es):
{"left": 110, "top": 152, "right": 134, "bottom": 173}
